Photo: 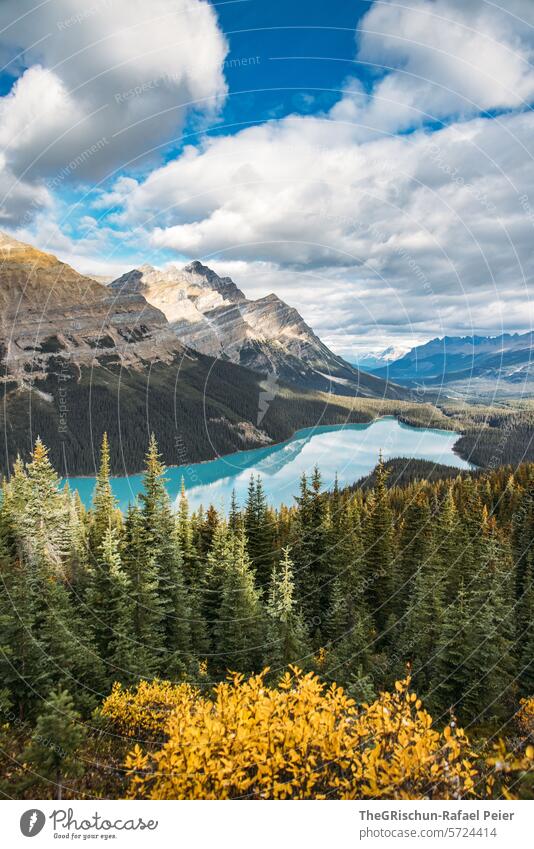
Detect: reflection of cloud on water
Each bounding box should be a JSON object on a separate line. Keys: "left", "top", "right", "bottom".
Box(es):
{"left": 70, "top": 418, "right": 471, "bottom": 514}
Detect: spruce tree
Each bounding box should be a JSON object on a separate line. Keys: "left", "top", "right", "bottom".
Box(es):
{"left": 363, "top": 457, "right": 396, "bottom": 636}
{"left": 141, "top": 435, "right": 191, "bottom": 677}
{"left": 86, "top": 525, "right": 136, "bottom": 686}
{"left": 326, "top": 499, "right": 374, "bottom": 683}
{"left": 23, "top": 689, "right": 86, "bottom": 800}
{"left": 0, "top": 556, "right": 44, "bottom": 720}
{"left": 89, "top": 433, "right": 120, "bottom": 559}
{"left": 121, "top": 504, "right": 164, "bottom": 677}
{"left": 293, "top": 467, "right": 330, "bottom": 636}
{"left": 244, "top": 475, "right": 274, "bottom": 593}
{"left": 397, "top": 489, "right": 432, "bottom": 614}
{"left": 214, "top": 526, "right": 264, "bottom": 674}
{"left": 176, "top": 483, "right": 210, "bottom": 659}
{"left": 264, "top": 547, "right": 310, "bottom": 674}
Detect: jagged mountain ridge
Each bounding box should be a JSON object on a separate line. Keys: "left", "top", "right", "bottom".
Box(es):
{"left": 111, "top": 261, "right": 408, "bottom": 399}
{"left": 0, "top": 232, "right": 406, "bottom": 476}
{"left": 373, "top": 332, "right": 534, "bottom": 386}
{"left": 0, "top": 231, "right": 182, "bottom": 377}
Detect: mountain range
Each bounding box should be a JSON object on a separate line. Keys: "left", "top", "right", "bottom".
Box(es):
{"left": 0, "top": 233, "right": 406, "bottom": 476}
{"left": 373, "top": 332, "right": 534, "bottom": 393}
{"left": 110, "top": 261, "right": 401, "bottom": 398}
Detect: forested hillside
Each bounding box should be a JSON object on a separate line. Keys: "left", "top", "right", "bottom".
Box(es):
{"left": 0, "top": 436, "right": 532, "bottom": 799}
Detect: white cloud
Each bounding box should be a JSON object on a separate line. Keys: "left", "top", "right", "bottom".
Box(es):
{"left": 4, "top": 0, "right": 534, "bottom": 351}
{"left": 97, "top": 0, "right": 534, "bottom": 351}
{"left": 350, "top": 0, "right": 534, "bottom": 131}
{"left": 0, "top": 0, "right": 228, "bottom": 181}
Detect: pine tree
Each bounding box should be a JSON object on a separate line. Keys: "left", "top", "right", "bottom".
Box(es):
{"left": 244, "top": 475, "right": 274, "bottom": 592}
{"left": 121, "top": 504, "right": 164, "bottom": 677}
{"left": 86, "top": 525, "right": 136, "bottom": 686}
{"left": 264, "top": 547, "right": 310, "bottom": 674}
{"left": 89, "top": 433, "right": 120, "bottom": 559}
{"left": 214, "top": 527, "right": 264, "bottom": 674}
{"left": 141, "top": 435, "right": 191, "bottom": 677}
{"left": 363, "top": 457, "right": 396, "bottom": 635}
{"left": 23, "top": 689, "right": 86, "bottom": 800}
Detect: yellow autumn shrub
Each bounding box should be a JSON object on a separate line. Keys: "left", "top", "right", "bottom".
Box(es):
{"left": 101, "top": 679, "right": 197, "bottom": 739}
{"left": 102, "top": 668, "right": 477, "bottom": 800}
{"left": 517, "top": 697, "right": 534, "bottom": 740}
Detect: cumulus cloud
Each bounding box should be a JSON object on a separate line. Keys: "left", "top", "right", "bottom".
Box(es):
{"left": 349, "top": 0, "right": 534, "bottom": 130}
{"left": 100, "top": 0, "right": 534, "bottom": 350}
{"left": 0, "top": 0, "right": 228, "bottom": 182}
{"left": 4, "top": 0, "right": 534, "bottom": 350}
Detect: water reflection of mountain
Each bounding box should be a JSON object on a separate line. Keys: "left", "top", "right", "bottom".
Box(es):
{"left": 168, "top": 430, "right": 317, "bottom": 505}
{"left": 170, "top": 423, "right": 372, "bottom": 497}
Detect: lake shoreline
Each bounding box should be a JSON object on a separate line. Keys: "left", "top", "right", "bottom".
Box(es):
{"left": 66, "top": 417, "right": 471, "bottom": 512}
{"left": 67, "top": 413, "right": 458, "bottom": 481}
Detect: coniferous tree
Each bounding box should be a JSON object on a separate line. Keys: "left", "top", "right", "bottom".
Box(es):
{"left": 0, "top": 555, "right": 44, "bottom": 720}
{"left": 363, "top": 457, "right": 396, "bottom": 636}
{"left": 264, "top": 547, "right": 310, "bottom": 674}
{"left": 87, "top": 525, "right": 136, "bottom": 686}
{"left": 244, "top": 475, "right": 275, "bottom": 593}
{"left": 326, "top": 499, "right": 374, "bottom": 683}
{"left": 430, "top": 582, "right": 471, "bottom": 720}
{"left": 176, "top": 483, "right": 210, "bottom": 659}
{"left": 214, "top": 526, "right": 264, "bottom": 674}
{"left": 121, "top": 504, "right": 164, "bottom": 677}
{"left": 141, "top": 435, "right": 191, "bottom": 677}
{"left": 293, "top": 468, "right": 330, "bottom": 636}
{"left": 517, "top": 562, "right": 534, "bottom": 697}
{"left": 89, "top": 433, "right": 120, "bottom": 559}
{"left": 397, "top": 489, "right": 432, "bottom": 614}
{"left": 23, "top": 689, "right": 86, "bottom": 800}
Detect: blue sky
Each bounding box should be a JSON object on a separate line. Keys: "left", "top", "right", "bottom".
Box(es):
{"left": 0, "top": 0, "right": 533, "bottom": 354}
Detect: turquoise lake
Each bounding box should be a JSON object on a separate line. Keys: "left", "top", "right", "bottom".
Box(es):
{"left": 66, "top": 417, "right": 471, "bottom": 513}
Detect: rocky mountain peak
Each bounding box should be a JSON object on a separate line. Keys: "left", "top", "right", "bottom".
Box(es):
{"left": 182, "top": 260, "right": 246, "bottom": 302}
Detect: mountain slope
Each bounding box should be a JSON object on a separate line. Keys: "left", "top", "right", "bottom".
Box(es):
{"left": 111, "top": 262, "right": 408, "bottom": 400}
{"left": 350, "top": 345, "right": 411, "bottom": 372}
{"left": 373, "top": 332, "right": 534, "bottom": 389}
{"left": 0, "top": 233, "right": 409, "bottom": 476}
{"left": 0, "top": 236, "right": 271, "bottom": 475}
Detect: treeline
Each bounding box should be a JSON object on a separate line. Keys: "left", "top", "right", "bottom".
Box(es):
{"left": 0, "top": 434, "right": 532, "bottom": 735}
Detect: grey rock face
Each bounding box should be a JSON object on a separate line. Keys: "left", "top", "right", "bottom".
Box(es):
{"left": 110, "top": 261, "right": 408, "bottom": 399}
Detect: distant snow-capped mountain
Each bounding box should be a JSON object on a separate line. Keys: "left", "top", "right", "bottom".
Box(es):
{"left": 350, "top": 345, "right": 412, "bottom": 372}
